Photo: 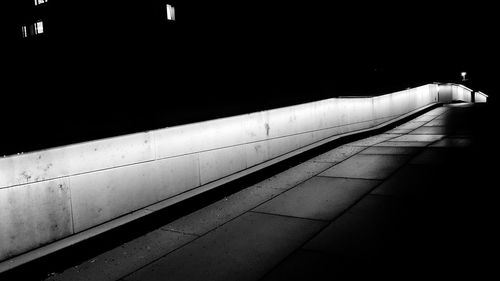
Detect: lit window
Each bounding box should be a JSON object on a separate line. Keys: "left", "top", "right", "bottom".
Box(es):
{"left": 34, "top": 21, "right": 44, "bottom": 34}
{"left": 22, "top": 26, "right": 27, "bottom": 38}
{"left": 166, "top": 4, "right": 175, "bottom": 21}
{"left": 34, "top": 0, "right": 48, "bottom": 6}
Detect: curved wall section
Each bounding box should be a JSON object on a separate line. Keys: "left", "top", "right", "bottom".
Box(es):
{"left": 0, "top": 83, "right": 482, "bottom": 265}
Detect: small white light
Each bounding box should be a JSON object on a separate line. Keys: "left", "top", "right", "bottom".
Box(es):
{"left": 461, "top": 72, "right": 467, "bottom": 81}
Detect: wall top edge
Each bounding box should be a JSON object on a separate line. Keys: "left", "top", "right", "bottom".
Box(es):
{"left": 476, "top": 91, "right": 489, "bottom": 97}
{"left": 438, "top": 82, "right": 474, "bottom": 92}
{"left": 0, "top": 83, "right": 445, "bottom": 160}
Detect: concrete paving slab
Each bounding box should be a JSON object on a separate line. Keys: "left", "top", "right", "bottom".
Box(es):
{"left": 253, "top": 177, "right": 380, "bottom": 221}
{"left": 259, "top": 250, "right": 340, "bottom": 281}
{"left": 319, "top": 154, "right": 409, "bottom": 180}
{"left": 375, "top": 141, "right": 429, "bottom": 147}
{"left": 412, "top": 115, "right": 437, "bottom": 122}
{"left": 422, "top": 107, "right": 449, "bottom": 115}
{"left": 347, "top": 134, "right": 401, "bottom": 146}
{"left": 254, "top": 161, "right": 333, "bottom": 190}
{"left": 409, "top": 148, "right": 466, "bottom": 165}
{"left": 384, "top": 129, "right": 412, "bottom": 134}
{"left": 395, "top": 121, "right": 428, "bottom": 130}
{"left": 162, "top": 186, "right": 283, "bottom": 236}
{"left": 46, "top": 229, "right": 196, "bottom": 281}
{"left": 346, "top": 194, "right": 410, "bottom": 217}
{"left": 370, "top": 164, "right": 439, "bottom": 198}
{"left": 434, "top": 112, "right": 452, "bottom": 119}
{"left": 424, "top": 118, "right": 448, "bottom": 126}
{"left": 391, "top": 134, "right": 445, "bottom": 142}
{"left": 307, "top": 145, "right": 366, "bottom": 163}
{"left": 430, "top": 138, "right": 473, "bottom": 148}
{"left": 302, "top": 195, "right": 406, "bottom": 260}
{"left": 409, "top": 126, "right": 450, "bottom": 135}
{"left": 122, "top": 212, "right": 326, "bottom": 281}
{"left": 359, "top": 146, "right": 421, "bottom": 155}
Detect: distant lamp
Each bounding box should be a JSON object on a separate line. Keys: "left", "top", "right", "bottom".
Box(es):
{"left": 461, "top": 72, "right": 467, "bottom": 81}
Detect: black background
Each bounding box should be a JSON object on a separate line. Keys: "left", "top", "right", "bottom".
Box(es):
{"left": 2, "top": 1, "right": 497, "bottom": 155}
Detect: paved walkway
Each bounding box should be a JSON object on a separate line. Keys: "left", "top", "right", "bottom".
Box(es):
{"left": 25, "top": 103, "right": 496, "bottom": 280}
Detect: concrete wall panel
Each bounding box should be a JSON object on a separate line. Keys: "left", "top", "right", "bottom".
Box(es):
{"left": 0, "top": 178, "right": 72, "bottom": 260}
{"left": 70, "top": 162, "right": 160, "bottom": 233}
{"left": 244, "top": 141, "right": 270, "bottom": 168}
{"left": 199, "top": 146, "right": 247, "bottom": 185}
{"left": 475, "top": 92, "right": 487, "bottom": 103}
{"left": 154, "top": 154, "right": 201, "bottom": 200}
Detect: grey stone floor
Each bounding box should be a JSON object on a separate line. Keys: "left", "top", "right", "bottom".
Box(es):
{"left": 42, "top": 103, "right": 496, "bottom": 281}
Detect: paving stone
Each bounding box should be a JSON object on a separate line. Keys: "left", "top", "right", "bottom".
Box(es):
{"left": 46, "top": 230, "right": 196, "bottom": 281}
{"left": 359, "top": 146, "right": 421, "bottom": 155}
{"left": 308, "top": 145, "right": 366, "bottom": 163}
{"left": 254, "top": 161, "right": 333, "bottom": 190}
{"left": 395, "top": 121, "right": 427, "bottom": 130}
{"left": 123, "top": 212, "right": 326, "bottom": 281}
{"left": 259, "top": 250, "right": 340, "bottom": 281}
{"left": 319, "top": 154, "right": 408, "bottom": 180}
{"left": 422, "top": 107, "right": 449, "bottom": 115}
{"left": 162, "top": 186, "right": 283, "bottom": 236}
{"left": 370, "top": 164, "right": 439, "bottom": 198}
{"left": 430, "top": 138, "right": 473, "bottom": 148}
{"left": 384, "top": 129, "right": 412, "bottom": 134}
{"left": 302, "top": 195, "right": 407, "bottom": 260}
{"left": 253, "top": 177, "right": 380, "bottom": 221}
{"left": 391, "top": 134, "right": 445, "bottom": 142}
{"left": 412, "top": 115, "right": 437, "bottom": 122}
{"left": 375, "top": 141, "right": 429, "bottom": 147}
{"left": 347, "top": 134, "right": 401, "bottom": 146}
{"left": 409, "top": 148, "right": 467, "bottom": 165}
{"left": 409, "top": 126, "right": 450, "bottom": 135}
{"left": 434, "top": 112, "right": 452, "bottom": 119}
{"left": 425, "top": 118, "right": 448, "bottom": 126}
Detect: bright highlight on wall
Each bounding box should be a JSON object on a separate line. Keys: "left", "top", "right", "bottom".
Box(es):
{"left": 34, "top": 0, "right": 48, "bottom": 6}
{"left": 166, "top": 4, "right": 176, "bottom": 21}
{"left": 34, "top": 21, "right": 44, "bottom": 34}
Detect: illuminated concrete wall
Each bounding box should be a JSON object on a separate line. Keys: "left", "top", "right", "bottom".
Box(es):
{"left": 0, "top": 83, "right": 479, "bottom": 264}
{"left": 438, "top": 83, "right": 474, "bottom": 102}
{"left": 475, "top": 91, "right": 488, "bottom": 103}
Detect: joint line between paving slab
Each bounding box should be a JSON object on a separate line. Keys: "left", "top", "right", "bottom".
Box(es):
{"left": 159, "top": 228, "right": 200, "bottom": 237}
{"left": 248, "top": 210, "right": 331, "bottom": 223}
{"left": 315, "top": 175, "right": 387, "bottom": 181}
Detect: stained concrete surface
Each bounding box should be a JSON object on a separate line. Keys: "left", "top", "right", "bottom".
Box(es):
{"left": 1, "top": 103, "right": 496, "bottom": 281}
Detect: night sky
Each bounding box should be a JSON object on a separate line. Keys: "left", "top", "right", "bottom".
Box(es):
{"left": 2, "top": 1, "right": 497, "bottom": 155}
